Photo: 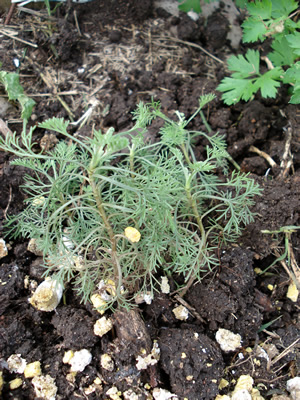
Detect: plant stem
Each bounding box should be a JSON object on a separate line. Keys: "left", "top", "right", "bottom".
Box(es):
{"left": 180, "top": 180, "right": 207, "bottom": 296}
{"left": 185, "top": 181, "right": 205, "bottom": 239}
{"left": 180, "top": 143, "right": 192, "bottom": 166}
{"left": 88, "top": 169, "right": 122, "bottom": 290}
{"left": 129, "top": 146, "right": 135, "bottom": 178}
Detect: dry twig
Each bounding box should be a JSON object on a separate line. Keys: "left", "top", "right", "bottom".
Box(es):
{"left": 249, "top": 145, "right": 277, "bottom": 168}
{"left": 278, "top": 125, "right": 293, "bottom": 179}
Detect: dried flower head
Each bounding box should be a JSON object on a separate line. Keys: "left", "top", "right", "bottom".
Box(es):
{"left": 124, "top": 227, "right": 141, "bottom": 243}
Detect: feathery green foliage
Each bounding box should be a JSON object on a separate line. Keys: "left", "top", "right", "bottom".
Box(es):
{"left": 1, "top": 95, "right": 262, "bottom": 308}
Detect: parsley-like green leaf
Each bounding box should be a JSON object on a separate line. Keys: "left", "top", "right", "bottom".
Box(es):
{"left": 289, "top": 86, "right": 300, "bottom": 104}
{"left": 227, "top": 49, "right": 260, "bottom": 78}
{"left": 242, "top": 17, "right": 268, "bottom": 42}
{"left": 271, "top": 0, "right": 298, "bottom": 18}
{"left": 268, "top": 35, "right": 297, "bottom": 66}
{"left": 286, "top": 32, "right": 300, "bottom": 57}
{"left": 218, "top": 78, "right": 256, "bottom": 105}
{"left": 242, "top": 0, "right": 272, "bottom": 42}
{"left": 284, "top": 62, "right": 300, "bottom": 104}
{"left": 253, "top": 68, "right": 282, "bottom": 98}
{"left": 247, "top": 0, "right": 272, "bottom": 19}
{"left": 283, "top": 62, "right": 300, "bottom": 103}
{"left": 283, "top": 61, "right": 300, "bottom": 85}
{"left": 235, "top": 0, "right": 248, "bottom": 8}
{"left": 217, "top": 50, "right": 283, "bottom": 104}
{"left": 242, "top": 0, "right": 297, "bottom": 43}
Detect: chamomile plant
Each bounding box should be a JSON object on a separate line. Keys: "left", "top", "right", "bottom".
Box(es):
{"left": 0, "top": 94, "right": 261, "bottom": 309}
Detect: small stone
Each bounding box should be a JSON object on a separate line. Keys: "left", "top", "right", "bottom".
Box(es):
{"left": 251, "top": 388, "right": 265, "bottom": 400}
{"left": 123, "top": 389, "right": 139, "bottom": 400}
{"left": 106, "top": 386, "right": 122, "bottom": 400}
{"left": 135, "top": 292, "right": 153, "bottom": 304}
{"left": 286, "top": 281, "right": 299, "bottom": 302}
{"left": 29, "top": 278, "right": 63, "bottom": 312}
{"left": 0, "top": 239, "right": 8, "bottom": 259}
{"left": 7, "top": 354, "right": 27, "bottom": 374}
{"left": 101, "top": 354, "right": 114, "bottom": 371}
{"left": 90, "top": 293, "right": 107, "bottom": 314}
{"left": 40, "top": 133, "right": 58, "bottom": 152}
{"left": 172, "top": 305, "right": 189, "bottom": 321}
{"left": 231, "top": 389, "right": 251, "bottom": 400}
{"left": 152, "top": 388, "right": 178, "bottom": 399}
{"left": 9, "top": 378, "right": 23, "bottom": 390}
{"left": 32, "top": 375, "right": 57, "bottom": 400}
{"left": 160, "top": 276, "right": 170, "bottom": 294}
{"left": 27, "top": 238, "right": 43, "bottom": 256}
{"left": 69, "top": 349, "right": 92, "bottom": 372}
{"left": 287, "top": 377, "right": 300, "bottom": 400}
{"left": 233, "top": 374, "right": 253, "bottom": 393}
{"left": 219, "top": 379, "right": 229, "bottom": 390}
{"left": 24, "top": 361, "right": 42, "bottom": 378}
{"left": 94, "top": 316, "right": 113, "bottom": 337}
{"left": 216, "top": 328, "right": 242, "bottom": 352}
{"left": 62, "top": 350, "right": 74, "bottom": 364}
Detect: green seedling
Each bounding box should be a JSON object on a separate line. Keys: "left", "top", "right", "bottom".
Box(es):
{"left": 261, "top": 226, "right": 300, "bottom": 289}
{"left": 0, "top": 94, "right": 262, "bottom": 309}
{"left": 217, "top": 0, "right": 300, "bottom": 104}
{"left": 0, "top": 64, "right": 36, "bottom": 125}
{"left": 258, "top": 315, "right": 282, "bottom": 333}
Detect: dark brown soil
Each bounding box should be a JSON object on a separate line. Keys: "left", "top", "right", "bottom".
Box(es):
{"left": 0, "top": 1, "right": 299, "bottom": 399}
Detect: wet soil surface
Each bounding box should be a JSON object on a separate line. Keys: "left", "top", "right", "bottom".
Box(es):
{"left": 0, "top": 1, "right": 299, "bottom": 399}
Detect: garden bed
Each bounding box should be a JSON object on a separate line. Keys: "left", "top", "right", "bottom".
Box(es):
{"left": 0, "top": 1, "right": 299, "bottom": 399}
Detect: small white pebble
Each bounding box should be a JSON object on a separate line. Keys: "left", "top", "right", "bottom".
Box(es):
{"left": 94, "top": 316, "right": 113, "bottom": 337}
{"left": 101, "top": 354, "right": 114, "bottom": 371}
{"left": 27, "top": 238, "right": 43, "bottom": 256}
{"left": 29, "top": 278, "right": 63, "bottom": 312}
{"left": 135, "top": 292, "right": 153, "bottom": 304}
{"left": 232, "top": 375, "right": 253, "bottom": 393}
{"left": 160, "top": 276, "right": 170, "bottom": 294}
{"left": 172, "top": 305, "right": 189, "bottom": 321}
{"left": 9, "top": 378, "right": 23, "bottom": 390}
{"left": 106, "top": 386, "right": 122, "bottom": 400}
{"left": 123, "top": 389, "right": 139, "bottom": 400}
{"left": 287, "top": 377, "right": 300, "bottom": 400}
{"left": 7, "top": 354, "right": 27, "bottom": 374}
{"left": 62, "top": 350, "right": 74, "bottom": 364}
{"left": 286, "top": 282, "right": 299, "bottom": 302}
{"left": 231, "top": 389, "right": 251, "bottom": 400}
{"left": 0, "top": 238, "right": 8, "bottom": 259}
{"left": 153, "top": 388, "right": 178, "bottom": 399}
{"left": 69, "top": 349, "right": 92, "bottom": 372}
{"left": 215, "top": 328, "right": 241, "bottom": 352}
{"left": 136, "top": 341, "right": 160, "bottom": 370}
{"left": 24, "top": 361, "right": 41, "bottom": 378}
{"left": 31, "top": 375, "right": 57, "bottom": 400}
